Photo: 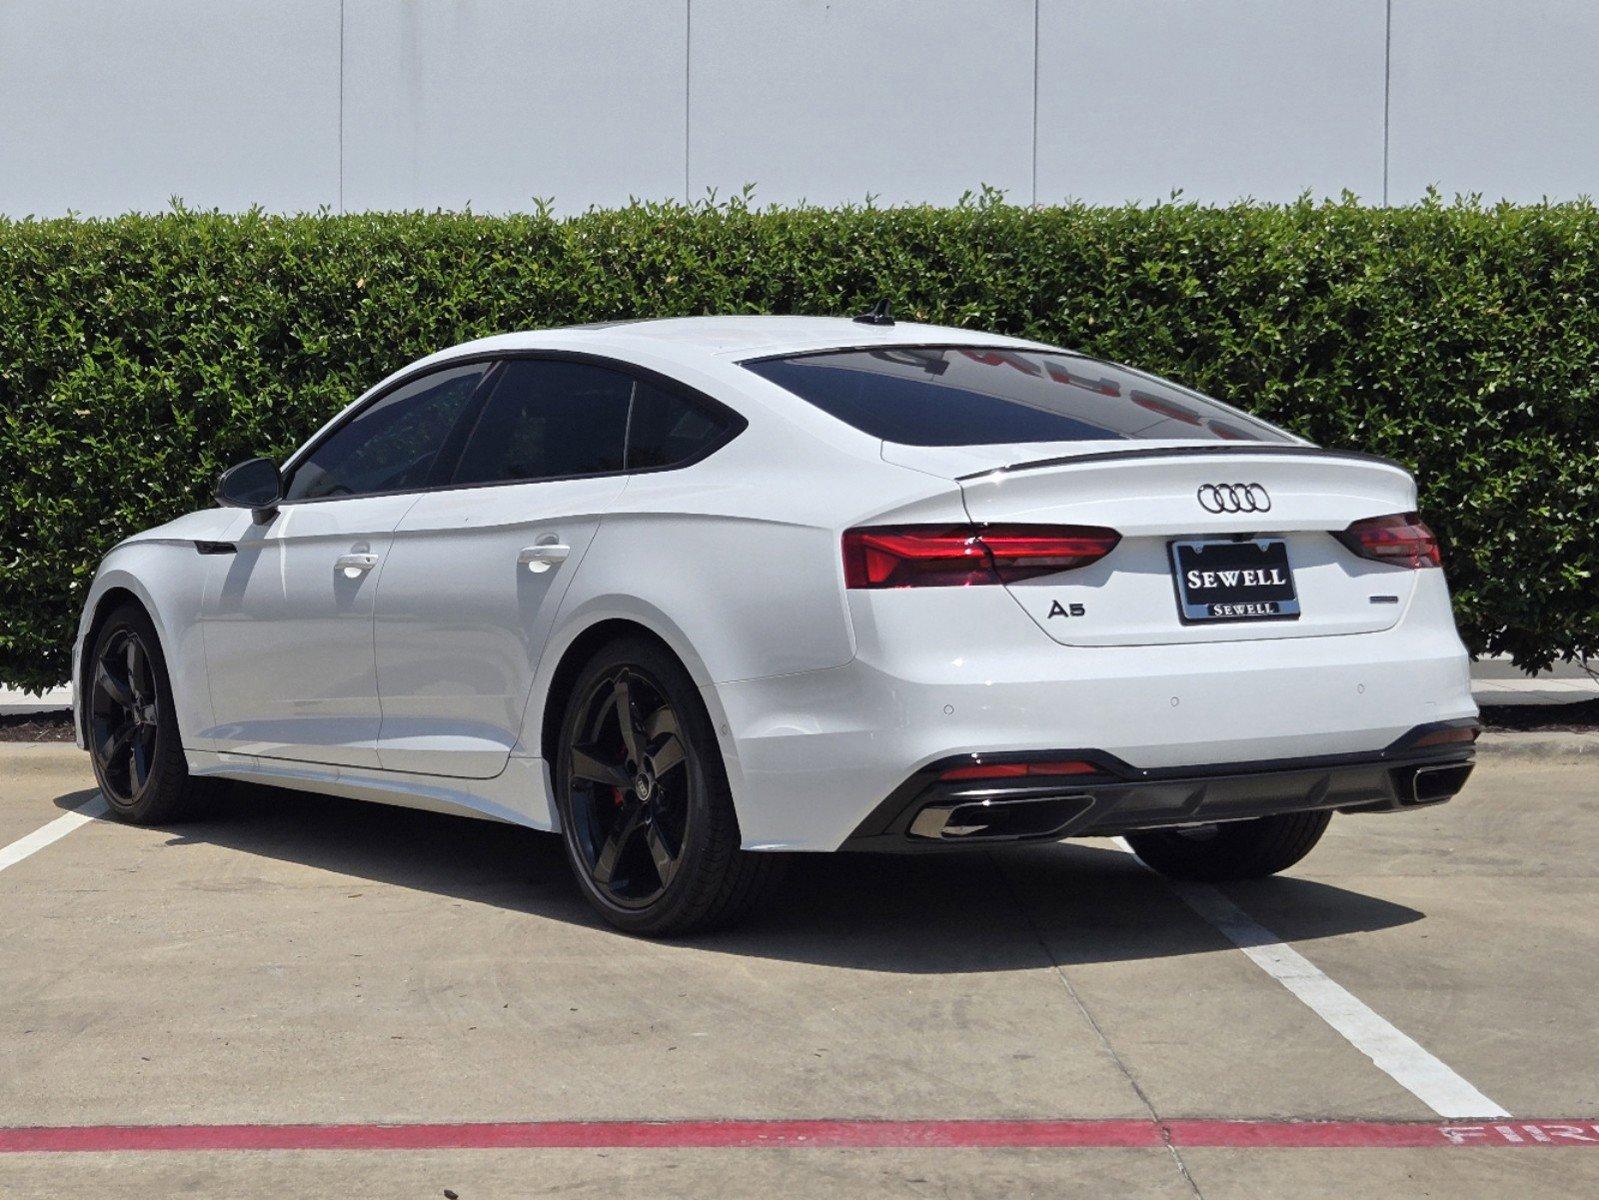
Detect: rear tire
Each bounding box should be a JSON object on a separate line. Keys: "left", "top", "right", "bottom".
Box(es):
{"left": 86, "top": 603, "right": 219, "bottom": 825}
{"left": 553, "top": 636, "right": 779, "bottom": 936}
{"left": 1125, "top": 810, "right": 1331, "bottom": 881}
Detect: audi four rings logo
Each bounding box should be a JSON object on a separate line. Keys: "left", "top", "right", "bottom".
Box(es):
{"left": 1197, "top": 483, "right": 1272, "bottom": 513}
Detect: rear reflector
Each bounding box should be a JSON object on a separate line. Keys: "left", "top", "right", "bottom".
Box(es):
{"left": 843, "top": 524, "right": 1120, "bottom": 589}
{"left": 939, "top": 759, "right": 1100, "bottom": 782}
{"left": 1337, "top": 512, "right": 1442, "bottom": 569}
{"left": 1409, "top": 724, "right": 1480, "bottom": 748}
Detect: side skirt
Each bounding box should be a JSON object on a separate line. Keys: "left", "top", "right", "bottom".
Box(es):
{"left": 184, "top": 749, "right": 555, "bottom": 831}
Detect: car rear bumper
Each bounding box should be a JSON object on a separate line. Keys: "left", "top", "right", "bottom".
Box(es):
{"left": 706, "top": 581, "right": 1476, "bottom": 851}
{"left": 838, "top": 720, "right": 1477, "bottom": 852}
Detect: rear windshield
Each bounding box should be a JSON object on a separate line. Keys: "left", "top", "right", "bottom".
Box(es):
{"left": 743, "top": 346, "right": 1294, "bottom": 446}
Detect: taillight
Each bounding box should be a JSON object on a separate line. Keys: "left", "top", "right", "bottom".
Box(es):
{"left": 842, "top": 524, "right": 1120, "bottom": 589}
{"left": 1336, "top": 512, "right": 1442, "bottom": 569}
{"left": 979, "top": 527, "right": 1122, "bottom": 582}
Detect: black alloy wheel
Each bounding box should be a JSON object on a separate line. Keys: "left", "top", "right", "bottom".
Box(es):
{"left": 565, "top": 666, "right": 693, "bottom": 908}
{"left": 1125, "top": 810, "right": 1332, "bottom": 881}
{"left": 554, "top": 637, "right": 780, "bottom": 935}
{"left": 89, "top": 626, "right": 161, "bottom": 804}
{"left": 86, "top": 603, "right": 216, "bottom": 824}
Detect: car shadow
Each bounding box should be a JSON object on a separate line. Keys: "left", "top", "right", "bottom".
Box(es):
{"left": 54, "top": 783, "right": 1424, "bottom": 975}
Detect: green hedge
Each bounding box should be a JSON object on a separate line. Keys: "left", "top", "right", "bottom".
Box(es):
{"left": 2, "top": 194, "right": 1595, "bottom": 692}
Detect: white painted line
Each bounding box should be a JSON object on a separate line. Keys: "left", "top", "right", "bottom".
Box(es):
{"left": 0, "top": 795, "right": 109, "bottom": 875}
{"left": 1115, "top": 840, "right": 1509, "bottom": 1120}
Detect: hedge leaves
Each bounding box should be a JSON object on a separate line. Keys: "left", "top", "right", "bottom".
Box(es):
{"left": 2, "top": 194, "right": 1595, "bottom": 691}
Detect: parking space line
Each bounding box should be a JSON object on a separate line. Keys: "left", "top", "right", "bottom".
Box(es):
{"left": 1, "top": 1118, "right": 1595, "bottom": 1153}
{"left": 1117, "top": 842, "right": 1509, "bottom": 1119}
{"left": 0, "top": 795, "right": 107, "bottom": 876}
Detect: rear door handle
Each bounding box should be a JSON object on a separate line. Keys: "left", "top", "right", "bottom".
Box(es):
{"left": 518, "top": 543, "right": 570, "bottom": 571}
{"left": 334, "top": 553, "right": 380, "bottom": 576}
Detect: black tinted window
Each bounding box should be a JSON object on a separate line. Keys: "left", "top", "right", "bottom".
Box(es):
{"left": 626, "top": 383, "right": 729, "bottom": 469}
{"left": 745, "top": 348, "right": 1292, "bottom": 446}
{"left": 284, "top": 363, "right": 487, "bottom": 501}
{"left": 452, "top": 360, "right": 630, "bottom": 485}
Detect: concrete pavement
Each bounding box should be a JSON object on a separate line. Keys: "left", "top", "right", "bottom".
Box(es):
{"left": 0, "top": 741, "right": 1595, "bottom": 1197}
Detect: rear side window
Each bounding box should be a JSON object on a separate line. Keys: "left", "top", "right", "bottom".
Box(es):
{"left": 284, "top": 362, "right": 489, "bottom": 501}
{"left": 626, "top": 382, "right": 729, "bottom": 469}
{"left": 743, "top": 347, "right": 1293, "bottom": 446}
{"left": 452, "top": 360, "right": 632, "bottom": 485}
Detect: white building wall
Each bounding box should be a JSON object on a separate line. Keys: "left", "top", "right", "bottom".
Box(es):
{"left": 688, "top": 0, "right": 1035, "bottom": 207}
{"left": 1, "top": 1, "right": 1594, "bottom": 217}
{"left": 0, "top": 0, "right": 340, "bottom": 216}
{"left": 1036, "top": 1, "right": 1388, "bottom": 205}
{"left": 341, "top": 0, "right": 686, "bottom": 212}
{"left": 1387, "top": 0, "right": 1599, "bottom": 203}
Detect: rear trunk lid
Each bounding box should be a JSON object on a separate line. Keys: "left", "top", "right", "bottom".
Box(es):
{"left": 927, "top": 444, "right": 1421, "bottom": 647}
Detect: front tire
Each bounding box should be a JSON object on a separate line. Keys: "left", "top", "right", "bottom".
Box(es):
{"left": 1124, "top": 810, "right": 1332, "bottom": 881}
{"left": 86, "top": 603, "right": 216, "bottom": 824}
{"left": 554, "top": 636, "right": 778, "bottom": 936}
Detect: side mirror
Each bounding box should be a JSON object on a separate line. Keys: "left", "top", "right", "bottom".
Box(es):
{"left": 215, "top": 458, "right": 282, "bottom": 523}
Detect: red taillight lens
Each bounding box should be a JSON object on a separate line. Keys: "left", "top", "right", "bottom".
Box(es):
{"left": 842, "top": 524, "right": 1120, "bottom": 589}
{"left": 842, "top": 526, "right": 990, "bottom": 589}
{"left": 978, "top": 527, "right": 1123, "bottom": 582}
{"left": 1337, "top": 512, "right": 1442, "bottom": 569}
{"left": 939, "top": 759, "right": 1100, "bottom": 782}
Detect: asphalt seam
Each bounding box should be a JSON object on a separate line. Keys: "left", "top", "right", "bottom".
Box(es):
{"left": 985, "top": 849, "right": 1205, "bottom": 1200}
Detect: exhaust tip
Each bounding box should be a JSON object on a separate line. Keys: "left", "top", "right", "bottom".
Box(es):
{"left": 1408, "top": 762, "right": 1474, "bottom": 805}
{"left": 909, "top": 794, "right": 1095, "bottom": 841}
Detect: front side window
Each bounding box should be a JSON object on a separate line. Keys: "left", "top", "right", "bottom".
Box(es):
{"left": 452, "top": 360, "right": 632, "bottom": 486}
{"left": 743, "top": 347, "right": 1293, "bottom": 446}
{"left": 284, "top": 363, "right": 488, "bottom": 501}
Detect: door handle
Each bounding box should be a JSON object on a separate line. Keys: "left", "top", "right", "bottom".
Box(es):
{"left": 334, "top": 552, "right": 380, "bottom": 576}
{"left": 518, "top": 543, "right": 570, "bottom": 572}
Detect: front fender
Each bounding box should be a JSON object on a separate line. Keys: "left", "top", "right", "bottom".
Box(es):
{"left": 74, "top": 539, "right": 217, "bottom": 752}
{"left": 74, "top": 560, "right": 170, "bottom": 749}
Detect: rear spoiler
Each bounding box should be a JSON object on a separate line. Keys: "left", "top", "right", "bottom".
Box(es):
{"left": 956, "top": 444, "right": 1409, "bottom": 482}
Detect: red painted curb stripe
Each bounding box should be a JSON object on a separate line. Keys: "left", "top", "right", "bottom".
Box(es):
{"left": 2, "top": 1119, "right": 1598, "bottom": 1153}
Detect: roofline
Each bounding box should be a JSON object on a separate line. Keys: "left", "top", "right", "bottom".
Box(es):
{"left": 734, "top": 339, "right": 1080, "bottom": 366}
{"left": 430, "top": 317, "right": 1065, "bottom": 364}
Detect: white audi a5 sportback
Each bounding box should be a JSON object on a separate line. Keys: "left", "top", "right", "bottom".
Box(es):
{"left": 74, "top": 314, "right": 1479, "bottom": 933}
